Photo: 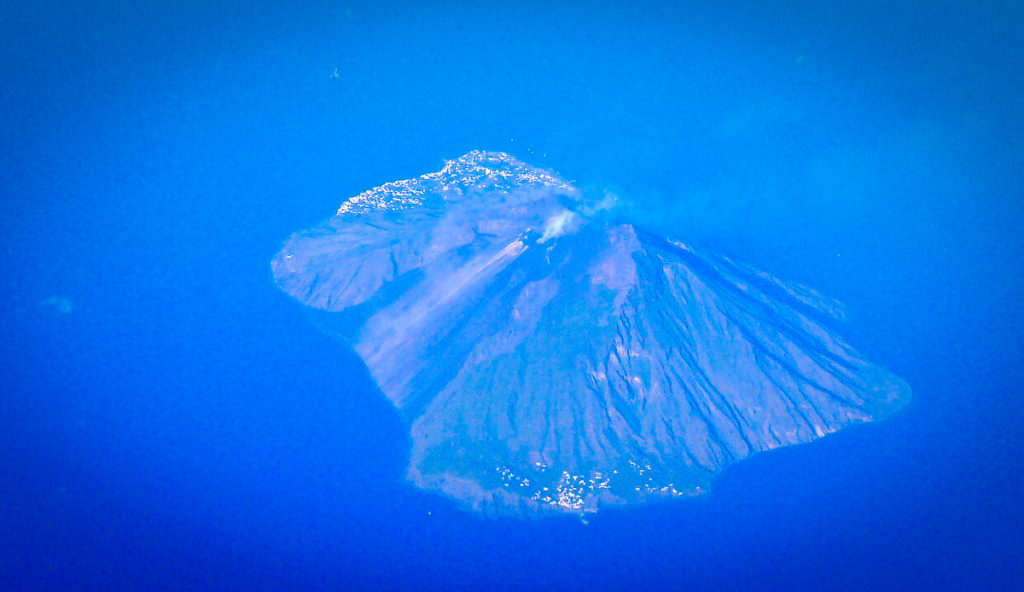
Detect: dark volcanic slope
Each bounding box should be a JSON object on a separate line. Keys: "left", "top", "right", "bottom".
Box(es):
{"left": 272, "top": 151, "right": 911, "bottom": 516}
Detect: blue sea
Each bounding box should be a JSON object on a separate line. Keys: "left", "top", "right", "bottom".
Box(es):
{"left": 3, "top": 1, "right": 1021, "bottom": 590}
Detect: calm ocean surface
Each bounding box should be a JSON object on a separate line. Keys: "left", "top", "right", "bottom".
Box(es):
{"left": 3, "top": 1, "right": 1021, "bottom": 590}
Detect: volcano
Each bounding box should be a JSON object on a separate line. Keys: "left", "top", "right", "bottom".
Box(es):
{"left": 271, "top": 151, "right": 911, "bottom": 517}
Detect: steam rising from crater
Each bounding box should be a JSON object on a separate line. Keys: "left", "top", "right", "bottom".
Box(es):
{"left": 539, "top": 209, "right": 580, "bottom": 243}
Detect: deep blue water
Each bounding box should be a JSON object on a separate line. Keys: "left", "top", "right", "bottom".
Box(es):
{"left": 2, "top": 1, "right": 1022, "bottom": 590}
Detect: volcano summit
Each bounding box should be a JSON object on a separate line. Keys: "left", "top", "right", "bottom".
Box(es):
{"left": 271, "top": 151, "right": 911, "bottom": 517}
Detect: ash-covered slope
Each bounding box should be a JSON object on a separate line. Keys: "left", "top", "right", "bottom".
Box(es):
{"left": 272, "top": 151, "right": 911, "bottom": 517}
